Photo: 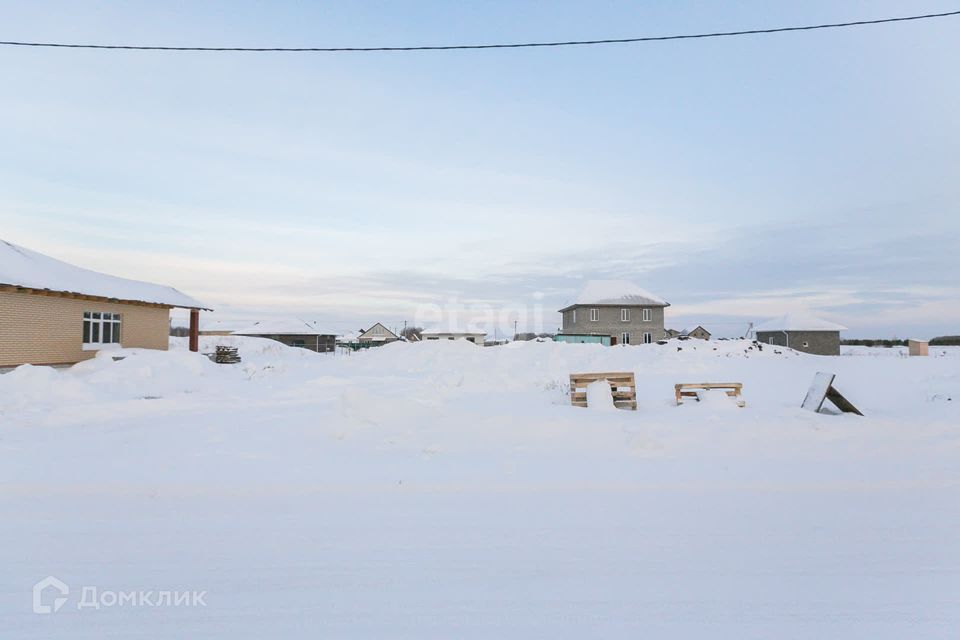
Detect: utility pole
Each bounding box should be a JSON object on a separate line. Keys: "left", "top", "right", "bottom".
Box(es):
{"left": 514, "top": 320, "right": 518, "bottom": 340}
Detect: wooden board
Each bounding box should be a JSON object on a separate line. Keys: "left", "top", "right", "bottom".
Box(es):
{"left": 801, "top": 372, "right": 835, "bottom": 413}
{"left": 569, "top": 372, "right": 637, "bottom": 410}
{"left": 825, "top": 386, "right": 864, "bottom": 416}
{"left": 801, "top": 372, "right": 863, "bottom": 416}
{"left": 674, "top": 383, "right": 743, "bottom": 406}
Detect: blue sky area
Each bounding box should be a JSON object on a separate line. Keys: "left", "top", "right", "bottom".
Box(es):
{"left": 1, "top": 1, "right": 958, "bottom": 337}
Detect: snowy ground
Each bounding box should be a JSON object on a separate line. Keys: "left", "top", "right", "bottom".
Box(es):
{"left": 1, "top": 337, "right": 958, "bottom": 638}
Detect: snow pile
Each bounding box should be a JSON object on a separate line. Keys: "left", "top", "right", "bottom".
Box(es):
{"left": 1, "top": 338, "right": 958, "bottom": 637}
{"left": 585, "top": 379, "right": 616, "bottom": 411}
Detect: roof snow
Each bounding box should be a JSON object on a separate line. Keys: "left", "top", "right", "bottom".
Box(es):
{"left": 563, "top": 280, "right": 669, "bottom": 309}
{"left": 754, "top": 312, "right": 847, "bottom": 333}
{"left": 231, "top": 319, "right": 333, "bottom": 336}
{"left": 0, "top": 239, "right": 207, "bottom": 309}
{"left": 200, "top": 318, "right": 251, "bottom": 332}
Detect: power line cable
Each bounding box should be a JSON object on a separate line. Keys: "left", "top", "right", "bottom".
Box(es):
{"left": 1, "top": 9, "right": 958, "bottom": 53}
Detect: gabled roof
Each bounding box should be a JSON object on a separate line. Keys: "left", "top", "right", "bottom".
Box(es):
{"left": 232, "top": 319, "right": 333, "bottom": 336}
{"left": 684, "top": 325, "right": 710, "bottom": 335}
{"left": 559, "top": 279, "right": 668, "bottom": 312}
{"left": 0, "top": 239, "right": 208, "bottom": 310}
{"left": 754, "top": 312, "right": 847, "bottom": 333}
{"left": 358, "top": 322, "right": 399, "bottom": 340}
{"left": 200, "top": 318, "right": 251, "bottom": 333}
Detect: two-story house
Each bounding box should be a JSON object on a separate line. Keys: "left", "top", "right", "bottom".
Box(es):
{"left": 557, "top": 280, "right": 669, "bottom": 345}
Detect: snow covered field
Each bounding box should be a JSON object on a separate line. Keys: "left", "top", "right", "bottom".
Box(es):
{"left": 2, "top": 338, "right": 958, "bottom": 638}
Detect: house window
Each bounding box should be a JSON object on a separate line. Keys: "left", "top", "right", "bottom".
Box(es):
{"left": 292, "top": 339, "right": 306, "bottom": 348}
{"left": 643, "top": 332, "right": 652, "bottom": 344}
{"left": 621, "top": 332, "right": 630, "bottom": 345}
{"left": 571, "top": 309, "right": 576, "bottom": 324}
{"left": 642, "top": 308, "right": 652, "bottom": 322}
{"left": 620, "top": 309, "right": 630, "bottom": 322}
{"left": 590, "top": 308, "right": 599, "bottom": 322}
{"left": 83, "top": 312, "right": 121, "bottom": 348}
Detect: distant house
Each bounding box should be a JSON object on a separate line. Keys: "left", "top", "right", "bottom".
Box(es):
{"left": 683, "top": 326, "right": 711, "bottom": 340}
{"left": 199, "top": 318, "right": 250, "bottom": 336}
{"left": 0, "top": 239, "right": 208, "bottom": 368}
{"left": 557, "top": 280, "right": 669, "bottom": 345}
{"left": 421, "top": 326, "right": 486, "bottom": 344}
{"left": 754, "top": 313, "right": 846, "bottom": 356}
{"left": 664, "top": 328, "right": 681, "bottom": 338}
{"left": 336, "top": 331, "right": 361, "bottom": 347}
{"left": 232, "top": 319, "right": 336, "bottom": 352}
{"left": 357, "top": 322, "right": 399, "bottom": 346}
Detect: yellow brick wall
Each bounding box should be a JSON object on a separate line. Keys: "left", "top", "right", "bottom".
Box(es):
{"left": 0, "top": 290, "right": 171, "bottom": 367}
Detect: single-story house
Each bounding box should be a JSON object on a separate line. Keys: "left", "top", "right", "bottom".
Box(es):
{"left": 664, "top": 328, "right": 681, "bottom": 338}
{"left": 231, "top": 319, "right": 336, "bottom": 352}
{"left": 336, "top": 331, "right": 361, "bottom": 346}
{"left": 683, "top": 326, "right": 711, "bottom": 340}
{"left": 0, "top": 239, "right": 208, "bottom": 368}
{"left": 199, "top": 318, "right": 251, "bottom": 336}
{"left": 421, "top": 326, "right": 486, "bottom": 344}
{"left": 754, "top": 312, "right": 847, "bottom": 356}
{"left": 357, "top": 322, "right": 399, "bottom": 346}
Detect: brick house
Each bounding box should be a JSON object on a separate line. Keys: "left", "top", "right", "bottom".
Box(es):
{"left": 0, "top": 240, "right": 208, "bottom": 368}
{"left": 754, "top": 312, "right": 846, "bottom": 356}
{"left": 557, "top": 280, "right": 669, "bottom": 345}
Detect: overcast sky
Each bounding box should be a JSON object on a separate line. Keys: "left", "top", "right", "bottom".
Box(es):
{"left": 1, "top": 1, "right": 958, "bottom": 337}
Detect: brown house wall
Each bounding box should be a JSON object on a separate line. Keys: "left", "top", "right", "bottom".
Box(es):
{"left": 0, "top": 290, "right": 171, "bottom": 367}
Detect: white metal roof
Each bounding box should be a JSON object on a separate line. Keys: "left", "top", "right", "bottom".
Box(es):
{"left": 562, "top": 280, "right": 669, "bottom": 309}
{"left": 231, "top": 319, "right": 333, "bottom": 336}
{"left": 200, "top": 318, "right": 251, "bottom": 332}
{"left": 754, "top": 312, "right": 847, "bottom": 332}
{"left": 0, "top": 239, "right": 208, "bottom": 309}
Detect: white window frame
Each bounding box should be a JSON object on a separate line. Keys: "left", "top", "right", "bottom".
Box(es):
{"left": 82, "top": 311, "right": 122, "bottom": 351}
{"left": 642, "top": 308, "right": 652, "bottom": 322}
{"left": 589, "top": 308, "right": 599, "bottom": 322}
{"left": 621, "top": 332, "right": 630, "bottom": 345}
{"left": 620, "top": 308, "right": 630, "bottom": 322}
{"left": 643, "top": 332, "right": 652, "bottom": 344}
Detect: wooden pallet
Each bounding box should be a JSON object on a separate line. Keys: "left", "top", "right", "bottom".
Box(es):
{"left": 675, "top": 382, "right": 744, "bottom": 406}
{"left": 569, "top": 372, "right": 637, "bottom": 410}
